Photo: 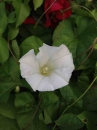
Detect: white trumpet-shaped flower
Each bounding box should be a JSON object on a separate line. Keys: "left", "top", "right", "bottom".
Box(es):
{"left": 19, "top": 44, "right": 75, "bottom": 91}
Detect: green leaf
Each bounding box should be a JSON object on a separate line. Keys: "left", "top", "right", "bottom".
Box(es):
{"left": 0, "top": 3, "right": 8, "bottom": 36}
{"left": 0, "top": 57, "right": 20, "bottom": 79}
{"left": 8, "top": 11, "right": 16, "bottom": 24}
{"left": 0, "top": 58, "right": 20, "bottom": 99}
{"left": 53, "top": 17, "right": 97, "bottom": 66}
{"left": 56, "top": 113, "right": 84, "bottom": 130}
{"left": 76, "top": 16, "right": 89, "bottom": 35}
{"left": 17, "top": 111, "right": 47, "bottom": 130}
{"left": 33, "top": 0, "right": 43, "bottom": 10}
{"left": 16, "top": 100, "right": 47, "bottom": 130}
{"left": 8, "top": 25, "right": 19, "bottom": 40}
{"left": 12, "top": 40, "right": 20, "bottom": 59}
{"left": 39, "top": 110, "right": 52, "bottom": 124}
{"left": 83, "top": 88, "right": 97, "bottom": 111}
{"left": 20, "top": 36, "right": 43, "bottom": 56}
{"left": 60, "top": 85, "right": 74, "bottom": 103}
{"left": 0, "top": 91, "right": 10, "bottom": 103}
{"left": 39, "top": 101, "right": 59, "bottom": 124}
{"left": 77, "top": 75, "right": 89, "bottom": 91}
{"left": 78, "top": 111, "right": 97, "bottom": 130}
{"left": 0, "top": 76, "right": 20, "bottom": 101}
{"left": 0, "top": 37, "right": 9, "bottom": 63}
{"left": 15, "top": 92, "right": 36, "bottom": 108}
{"left": 45, "top": 101, "right": 59, "bottom": 120}
{"left": 13, "top": 0, "right": 30, "bottom": 27}
{"left": 72, "top": 3, "right": 91, "bottom": 17}
{"left": 40, "top": 92, "right": 58, "bottom": 109}
{"left": 0, "top": 114, "right": 19, "bottom": 130}
{"left": 26, "top": 25, "right": 52, "bottom": 44}
{"left": 60, "top": 83, "right": 83, "bottom": 109}
{"left": 0, "top": 97, "right": 16, "bottom": 119}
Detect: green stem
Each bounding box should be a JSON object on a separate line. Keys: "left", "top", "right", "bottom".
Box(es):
{"left": 34, "top": 0, "right": 57, "bottom": 28}
{"left": 53, "top": 76, "right": 97, "bottom": 130}
{"left": 62, "top": 76, "right": 97, "bottom": 115}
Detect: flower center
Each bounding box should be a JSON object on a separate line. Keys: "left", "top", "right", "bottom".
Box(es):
{"left": 41, "top": 66, "right": 49, "bottom": 75}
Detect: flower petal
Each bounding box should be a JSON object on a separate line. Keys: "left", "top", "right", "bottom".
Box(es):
{"left": 36, "top": 43, "right": 59, "bottom": 67}
{"left": 26, "top": 73, "right": 44, "bottom": 91}
{"left": 35, "top": 72, "right": 68, "bottom": 91}
{"left": 19, "top": 50, "right": 39, "bottom": 70}
{"left": 20, "top": 63, "right": 39, "bottom": 78}
{"left": 48, "top": 44, "right": 71, "bottom": 62}
{"left": 37, "top": 77, "right": 54, "bottom": 91}
{"left": 54, "top": 67, "right": 74, "bottom": 82}
{"left": 49, "top": 54, "right": 74, "bottom": 69}
{"left": 49, "top": 72, "right": 68, "bottom": 90}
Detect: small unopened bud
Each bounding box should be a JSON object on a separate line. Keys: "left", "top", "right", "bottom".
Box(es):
{"left": 14, "top": 86, "right": 20, "bottom": 93}
{"left": 94, "top": 44, "right": 97, "bottom": 50}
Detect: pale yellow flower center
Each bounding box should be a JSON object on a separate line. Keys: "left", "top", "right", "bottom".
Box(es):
{"left": 41, "top": 66, "right": 49, "bottom": 75}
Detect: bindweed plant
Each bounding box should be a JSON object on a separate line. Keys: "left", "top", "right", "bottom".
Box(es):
{"left": 0, "top": 0, "right": 97, "bottom": 130}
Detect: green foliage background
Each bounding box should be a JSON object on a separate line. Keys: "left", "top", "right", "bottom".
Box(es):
{"left": 0, "top": 0, "right": 97, "bottom": 130}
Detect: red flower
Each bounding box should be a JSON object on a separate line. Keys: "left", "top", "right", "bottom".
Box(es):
{"left": 44, "top": 0, "right": 72, "bottom": 27}
{"left": 23, "top": 17, "right": 36, "bottom": 24}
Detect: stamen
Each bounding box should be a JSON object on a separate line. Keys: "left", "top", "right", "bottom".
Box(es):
{"left": 41, "top": 66, "right": 49, "bottom": 75}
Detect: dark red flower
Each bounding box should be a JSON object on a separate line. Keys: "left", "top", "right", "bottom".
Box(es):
{"left": 44, "top": 0, "right": 72, "bottom": 27}
{"left": 23, "top": 17, "right": 36, "bottom": 24}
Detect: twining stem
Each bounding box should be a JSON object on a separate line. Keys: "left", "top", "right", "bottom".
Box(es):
{"left": 62, "top": 76, "right": 97, "bottom": 114}
{"left": 23, "top": 94, "right": 42, "bottom": 130}
{"left": 53, "top": 76, "right": 97, "bottom": 130}
{"left": 8, "top": 39, "right": 19, "bottom": 64}
{"left": 74, "top": 37, "right": 97, "bottom": 63}
{"left": 62, "top": 4, "right": 97, "bottom": 22}
{"left": 76, "top": 5, "right": 97, "bottom": 22}
{"left": 75, "top": 46, "right": 93, "bottom": 70}
{"left": 34, "top": 0, "right": 57, "bottom": 28}
{"left": 75, "top": 37, "right": 97, "bottom": 70}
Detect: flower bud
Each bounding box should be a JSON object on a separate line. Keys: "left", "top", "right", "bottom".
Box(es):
{"left": 14, "top": 86, "right": 20, "bottom": 93}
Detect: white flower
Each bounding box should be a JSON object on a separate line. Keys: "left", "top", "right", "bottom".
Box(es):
{"left": 19, "top": 43, "right": 74, "bottom": 91}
